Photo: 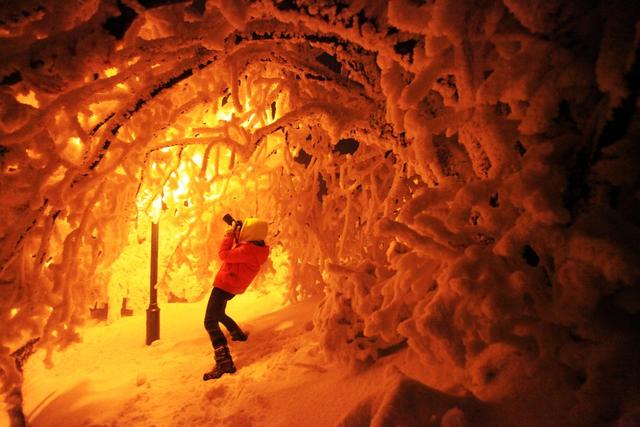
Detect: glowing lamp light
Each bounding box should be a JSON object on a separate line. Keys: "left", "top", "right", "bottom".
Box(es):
{"left": 216, "top": 106, "right": 234, "bottom": 122}
{"left": 173, "top": 172, "right": 190, "bottom": 200}
{"left": 149, "top": 195, "right": 163, "bottom": 223}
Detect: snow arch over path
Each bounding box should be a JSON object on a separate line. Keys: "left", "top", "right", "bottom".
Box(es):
{"left": 1, "top": 1, "right": 639, "bottom": 425}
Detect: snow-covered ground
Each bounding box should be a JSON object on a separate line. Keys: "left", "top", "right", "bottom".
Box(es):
{"left": 21, "top": 291, "right": 299, "bottom": 425}
{"left": 18, "top": 291, "right": 400, "bottom": 427}
{"left": 6, "top": 287, "right": 591, "bottom": 427}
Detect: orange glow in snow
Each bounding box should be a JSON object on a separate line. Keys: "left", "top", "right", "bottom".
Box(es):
{"left": 15, "top": 90, "right": 39, "bottom": 108}
{"left": 104, "top": 67, "right": 119, "bottom": 77}
{"left": 105, "top": 90, "right": 289, "bottom": 314}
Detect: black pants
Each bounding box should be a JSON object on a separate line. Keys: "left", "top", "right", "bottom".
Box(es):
{"left": 204, "top": 287, "right": 242, "bottom": 348}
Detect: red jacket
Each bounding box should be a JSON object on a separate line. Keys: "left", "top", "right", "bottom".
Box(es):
{"left": 213, "top": 234, "right": 270, "bottom": 294}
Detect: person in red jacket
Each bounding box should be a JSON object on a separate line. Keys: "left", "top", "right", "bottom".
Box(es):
{"left": 203, "top": 217, "right": 270, "bottom": 380}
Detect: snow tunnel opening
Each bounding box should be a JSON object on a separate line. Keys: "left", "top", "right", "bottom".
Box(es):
{"left": 1, "top": 45, "right": 393, "bottom": 353}
{"left": 1, "top": 6, "right": 411, "bottom": 385}
{"left": 95, "top": 59, "right": 394, "bottom": 318}
{"left": 100, "top": 83, "right": 295, "bottom": 318}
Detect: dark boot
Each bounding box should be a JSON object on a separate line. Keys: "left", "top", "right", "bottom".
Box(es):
{"left": 203, "top": 345, "right": 236, "bottom": 381}
{"left": 231, "top": 330, "right": 249, "bottom": 342}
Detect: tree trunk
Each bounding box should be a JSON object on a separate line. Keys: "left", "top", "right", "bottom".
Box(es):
{"left": 5, "top": 338, "right": 39, "bottom": 427}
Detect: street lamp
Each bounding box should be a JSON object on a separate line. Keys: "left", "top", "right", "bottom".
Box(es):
{"left": 146, "top": 199, "right": 163, "bottom": 345}
{"left": 146, "top": 220, "right": 160, "bottom": 345}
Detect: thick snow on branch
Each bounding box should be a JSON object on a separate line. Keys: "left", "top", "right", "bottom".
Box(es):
{"left": 1, "top": 1, "right": 639, "bottom": 425}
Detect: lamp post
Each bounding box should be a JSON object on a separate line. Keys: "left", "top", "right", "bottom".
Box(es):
{"left": 146, "top": 220, "right": 160, "bottom": 345}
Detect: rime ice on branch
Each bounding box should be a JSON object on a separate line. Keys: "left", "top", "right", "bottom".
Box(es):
{"left": 1, "top": 1, "right": 639, "bottom": 425}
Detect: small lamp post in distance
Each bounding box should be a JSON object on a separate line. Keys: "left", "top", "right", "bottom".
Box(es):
{"left": 146, "top": 196, "right": 165, "bottom": 345}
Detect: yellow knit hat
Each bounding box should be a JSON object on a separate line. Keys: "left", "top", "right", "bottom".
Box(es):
{"left": 238, "top": 217, "right": 268, "bottom": 242}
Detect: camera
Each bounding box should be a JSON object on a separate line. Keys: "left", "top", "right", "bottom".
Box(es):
{"left": 222, "top": 214, "right": 242, "bottom": 230}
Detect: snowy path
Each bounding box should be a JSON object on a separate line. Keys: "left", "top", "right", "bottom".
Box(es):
{"left": 24, "top": 295, "right": 325, "bottom": 427}
{"left": 16, "top": 291, "right": 545, "bottom": 427}
{"left": 21, "top": 292, "right": 385, "bottom": 427}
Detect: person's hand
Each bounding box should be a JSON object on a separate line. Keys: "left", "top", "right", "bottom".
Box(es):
{"left": 225, "top": 220, "right": 242, "bottom": 238}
